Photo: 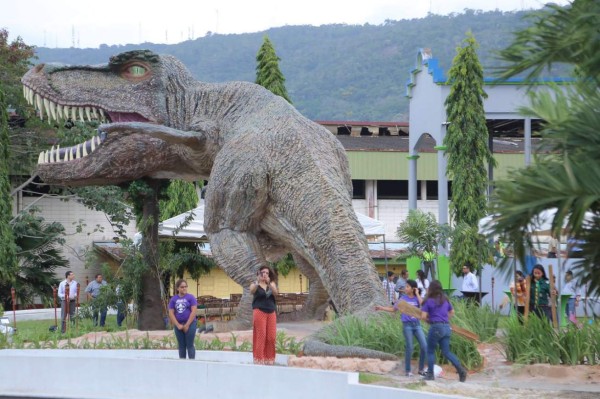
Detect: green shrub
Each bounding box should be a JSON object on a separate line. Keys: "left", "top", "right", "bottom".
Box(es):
{"left": 316, "top": 312, "right": 483, "bottom": 370}
{"left": 501, "top": 316, "right": 600, "bottom": 365}
{"left": 450, "top": 299, "right": 500, "bottom": 342}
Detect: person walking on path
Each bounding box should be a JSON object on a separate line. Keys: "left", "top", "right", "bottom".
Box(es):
{"left": 168, "top": 279, "right": 198, "bottom": 359}
{"left": 58, "top": 271, "right": 78, "bottom": 333}
{"left": 394, "top": 269, "right": 409, "bottom": 295}
{"left": 85, "top": 274, "right": 108, "bottom": 327}
{"left": 382, "top": 271, "right": 397, "bottom": 305}
{"left": 562, "top": 270, "right": 582, "bottom": 326}
{"left": 416, "top": 270, "right": 430, "bottom": 298}
{"left": 249, "top": 266, "right": 279, "bottom": 365}
{"left": 420, "top": 280, "right": 467, "bottom": 382}
{"left": 547, "top": 234, "right": 559, "bottom": 258}
{"left": 508, "top": 270, "right": 527, "bottom": 322}
{"left": 115, "top": 280, "right": 126, "bottom": 327}
{"left": 529, "top": 264, "right": 555, "bottom": 322}
{"left": 376, "top": 279, "right": 427, "bottom": 377}
{"left": 461, "top": 263, "right": 479, "bottom": 293}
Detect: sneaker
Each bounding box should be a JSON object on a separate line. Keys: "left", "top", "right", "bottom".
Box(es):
{"left": 458, "top": 368, "right": 467, "bottom": 383}
{"left": 405, "top": 372, "right": 414, "bottom": 377}
{"left": 422, "top": 373, "right": 435, "bottom": 381}
{"left": 418, "top": 370, "right": 426, "bottom": 376}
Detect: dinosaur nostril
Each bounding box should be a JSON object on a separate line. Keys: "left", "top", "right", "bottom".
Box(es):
{"left": 34, "top": 64, "right": 45, "bottom": 73}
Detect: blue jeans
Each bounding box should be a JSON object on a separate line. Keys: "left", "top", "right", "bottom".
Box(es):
{"left": 566, "top": 298, "right": 576, "bottom": 318}
{"left": 116, "top": 302, "right": 126, "bottom": 327}
{"left": 426, "top": 323, "right": 462, "bottom": 375}
{"left": 403, "top": 321, "right": 427, "bottom": 373}
{"left": 174, "top": 319, "right": 197, "bottom": 359}
{"left": 91, "top": 300, "right": 107, "bottom": 327}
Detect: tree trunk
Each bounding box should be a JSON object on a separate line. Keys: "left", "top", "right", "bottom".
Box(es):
{"left": 137, "top": 179, "right": 166, "bottom": 330}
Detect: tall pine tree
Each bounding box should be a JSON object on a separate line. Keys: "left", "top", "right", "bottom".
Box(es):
{"left": 256, "top": 36, "right": 292, "bottom": 103}
{"left": 443, "top": 33, "right": 495, "bottom": 272}
{"left": 0, "top": 83, "right": 18, "bottom": 296}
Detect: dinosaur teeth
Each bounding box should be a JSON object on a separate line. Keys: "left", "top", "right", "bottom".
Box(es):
{"left": 37, "top": 134, "right": 104, "bottom": 165}
{"left": 23, "top": 84, "right": 113, "bottom": 126}
{"left": 56, "top": 103, "right": 64, "bottom": 120}
{"left": 35, "top": 94, "right": 43, "bottom": 120}
{"left": 49, "top": 100, "right": 57, "bottom": 122}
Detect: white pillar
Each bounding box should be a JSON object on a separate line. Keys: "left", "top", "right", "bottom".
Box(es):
{"left": 408, "top": 153, "right": 419, "bottom": 210}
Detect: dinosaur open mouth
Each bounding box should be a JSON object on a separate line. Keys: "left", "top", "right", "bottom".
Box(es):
{"left": 22, "top": 85, "right": 149, "bottom": 165}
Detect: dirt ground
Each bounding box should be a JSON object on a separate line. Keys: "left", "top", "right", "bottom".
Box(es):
{"left": 66, "top": 320, "right": 600, "bottom": 399}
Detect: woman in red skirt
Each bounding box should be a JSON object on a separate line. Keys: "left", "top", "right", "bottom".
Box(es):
{"left": 249, "top": 266, "right": 278, "bottom": 364}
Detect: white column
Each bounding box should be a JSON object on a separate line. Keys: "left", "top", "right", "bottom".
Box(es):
{"left": 408, "top": 153, "right": 419, "bottom": 210}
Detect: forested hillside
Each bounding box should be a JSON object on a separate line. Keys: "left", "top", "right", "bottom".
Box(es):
{"left": 32, "top": 9, "right": 561, "bottom": 121}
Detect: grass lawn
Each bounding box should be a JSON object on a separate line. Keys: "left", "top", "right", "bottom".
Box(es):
{"left": 7, "top": 315, "right": 129, "bottom": 343}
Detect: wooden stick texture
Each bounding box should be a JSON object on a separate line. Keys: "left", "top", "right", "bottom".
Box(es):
{"left": 549, "top": 265, "right": 558, "bottom": 328}
{"left": 524, "top": 276, "right": 531, "bottom": 322}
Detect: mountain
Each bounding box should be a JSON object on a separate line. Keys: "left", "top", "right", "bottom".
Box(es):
{"left": 32, "top": 9, "right": 556, "bottom": 121}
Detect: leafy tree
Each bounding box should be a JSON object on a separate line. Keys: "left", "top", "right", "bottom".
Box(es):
{"left": 489, "top": 0, "right": 600, "bottom": 296}
{"left": 443, "top": 33, "right": 495, "bottom": 273}
{"left": 0, "top": 29, "right": 35, "bottom": 115}
{"left": 0, "top": 208, "right": 65, "bottom": 309}
{"left": 255, "top": 36, "right": 292, "bottom": 103}
{"left": 159, "top": 179, "right": 215, "bottom": 288}
{"left": 159, "top": 179, "right": 198, "bottom": 220}
{"left": 0, "top": 83, "right": 18, "bottom": 294}
{"left": 396, "top": 210, "right": 451, "bottom": 280}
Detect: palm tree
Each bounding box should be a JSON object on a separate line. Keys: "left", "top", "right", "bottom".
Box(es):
{"left": 1, "top": 208, "right": 65, "bottom": 309}
{"left": 396, "top": 210, "right": 451, "bottom": 280}
{"left": 489, "top": 0, "right": 600, "bottom": 296}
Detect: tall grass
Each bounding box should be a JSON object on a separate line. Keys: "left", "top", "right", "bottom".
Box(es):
{"left": 501, "top": 316, "right": 600, "bottom": 365}
{"left": 451, "top": 299, "right": 500, "bottom": 342}
{"left": 316, "top": 311, "right": 484, "bottom": 370}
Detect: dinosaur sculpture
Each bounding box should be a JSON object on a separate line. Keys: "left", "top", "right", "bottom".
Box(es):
{"left": 21, "top": 50, "right": 387, "bottom": 333}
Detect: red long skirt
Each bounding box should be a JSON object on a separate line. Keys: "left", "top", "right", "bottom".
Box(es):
{"left": 253, "top": 308, "right": 277, "bottom": 364}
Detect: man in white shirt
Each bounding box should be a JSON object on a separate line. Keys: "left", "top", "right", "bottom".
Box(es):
{"left": 58, "top": 271, "right": 78, "bottom": 333}
{"left": 382, "top": 271, "right": 397, "bottom": 305}
{"left": 461, "top": 264, "right": 479, "bottom": 292}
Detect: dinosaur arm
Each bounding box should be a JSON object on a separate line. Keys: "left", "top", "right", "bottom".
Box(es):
{"left": 98, "top": 122, "right": 208, "bottom": 150}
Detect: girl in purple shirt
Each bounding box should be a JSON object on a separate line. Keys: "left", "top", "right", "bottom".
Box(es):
{"left": 168, "top": 279, "right": 198, "bottom": 359}
{"left": 420, "top": 280, "right": 467, "bottom": 382}
{"left": 376, "top": 279, "right": 427, "bottom": 376}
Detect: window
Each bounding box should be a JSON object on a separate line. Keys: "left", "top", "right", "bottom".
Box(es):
{"left": 360, "top": 127, "right": 372, "bottom": 136}
{"left": 377, "top": 180, "right": 412, "bottom": 199}
{"left": 424, "top": 180, "right": 452, "bottom": 200}
{"left": 337, "top": 126, "right": 351, "bottom": 135}
{"left": 352, "top": 180, "right": 365, "bottom": 199}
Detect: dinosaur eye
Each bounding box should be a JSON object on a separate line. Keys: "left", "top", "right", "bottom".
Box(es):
{"left": 128, "top": 65, "right": 146, "bottom": 76}
{"left": 121, "top": 63, "right": 150, "bottom": 80}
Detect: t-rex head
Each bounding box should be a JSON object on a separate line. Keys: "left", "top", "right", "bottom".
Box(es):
{"left": 22, "top": 50, "right": 206, "bottom": 186}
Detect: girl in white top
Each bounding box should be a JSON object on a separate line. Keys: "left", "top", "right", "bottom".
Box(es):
{"left": 416, "top": 270, "right": 430, "bottom": 298}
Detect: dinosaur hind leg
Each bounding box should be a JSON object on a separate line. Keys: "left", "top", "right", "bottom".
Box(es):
{"left": 288, "top": 253, "right": 330, "bottom": 320}
{"left": 209, "top": 229, "right": 267, "bottom": 330}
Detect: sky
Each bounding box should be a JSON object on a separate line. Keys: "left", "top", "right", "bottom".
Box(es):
{"left": 1, "top": 0, "right": 570, "bottom": 49}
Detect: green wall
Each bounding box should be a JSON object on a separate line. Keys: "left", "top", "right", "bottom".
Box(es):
{"left": 347, "top": 151, "right": 525, "bottom": 181}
